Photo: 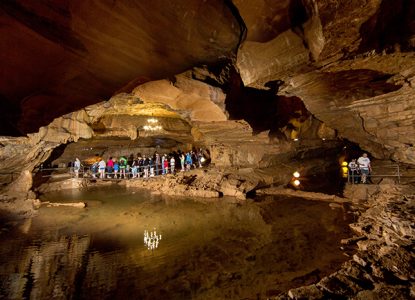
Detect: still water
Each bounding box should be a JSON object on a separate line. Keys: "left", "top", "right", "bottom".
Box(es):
{"left": 0, "top": 186, "right": 351, "bottom": 299}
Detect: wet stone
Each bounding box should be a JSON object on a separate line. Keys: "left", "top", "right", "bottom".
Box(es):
{"left": 354, "top": 284, "right": 411, "bottom": 300}
{"left": 317, "top": 272, "right": 365, "bottom": 297}
{"left": 287, "top": 284, "right": 324, "bottom": 300}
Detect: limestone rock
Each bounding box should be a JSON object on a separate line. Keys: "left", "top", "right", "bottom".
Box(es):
{"left": 193, "top": 120, "right": 288, "bottom": 168}
{"left": 237, "top": 30, "right": 310, "bottom": 88}
{"left": 132, "top": 73, "right": 228, "bottom": 122}
{"left": 5, "top": 170, "right": 32, "bottom": 195}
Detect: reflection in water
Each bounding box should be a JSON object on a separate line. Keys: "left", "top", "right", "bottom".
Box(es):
{"left": 0, "top": 186, "right": 352, "bottom": 299}
{"left": 144, "top": 229, "right": 162, "bottom": 250}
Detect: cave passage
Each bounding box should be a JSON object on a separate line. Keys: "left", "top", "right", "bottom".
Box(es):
{"left": 225, "top": 70, "right": 309, "bottom": 137}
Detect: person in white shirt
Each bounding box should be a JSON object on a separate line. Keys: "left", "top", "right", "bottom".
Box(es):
{"left": 348, "top": 159, "right": 359, "bottom": 184}
{"left": 74, "top": 158, "right": 81, "bottom": 178}
{"left": 98, "top": 159, "right": 106, "bottom": 179}
{"left": 170, "top": 156, "right": 175, "bottom": 174}
{"left": 357, "top": 153, "right": 371, "bottom": 183}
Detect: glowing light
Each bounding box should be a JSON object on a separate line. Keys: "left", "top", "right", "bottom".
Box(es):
{"left": 200, "top": 157, "right": 206, "bottom": 163}
{"left": 342, "top": 167, "right": 348, "bottom": 178}
{"left": 293, "top": 179, "right": 301, "bottom": 186}
{"left": 144, "top": 229, "right": 162, "bottom": 251}
{"left": 143, "top": 117, "right": 162, "bottom": 131}
{"left": 293, "top": 138, "right": 299, "bottom": 142}
{"left": 322, "top": 138, "right": 326, "bottom": 141}
{"left": 293, "top": 171, "right": 300, "bottom": 178}
{"left": 341, "top": 161, "right": 348, "bottom": 167}
{"left": 143, "top": 125, "right": 162, "bottom": 131}
{"left": 147, "top": 118, "right": 158, "bottom": 123}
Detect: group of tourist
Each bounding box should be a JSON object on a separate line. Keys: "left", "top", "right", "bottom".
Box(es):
{"left": 74, "top": 150, "right": 205, "bottom": 179}
{"left": 348, "top": 153, "right": 372, "bottom": 184}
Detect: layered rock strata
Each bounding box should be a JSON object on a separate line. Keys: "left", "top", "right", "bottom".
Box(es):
{"left": 234, "top": 0, "right": 415, "bottom": 165}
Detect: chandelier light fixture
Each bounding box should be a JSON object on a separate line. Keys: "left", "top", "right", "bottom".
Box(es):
{"left": 144, "top": 229, "right": 162, "bottom": 251}
{"left": 143, "top": 117, "right": 162, "bottom": 131}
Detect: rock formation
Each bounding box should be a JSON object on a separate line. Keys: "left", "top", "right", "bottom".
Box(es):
{"left": 234, "top": 0, "right": 415, "bottom": 165}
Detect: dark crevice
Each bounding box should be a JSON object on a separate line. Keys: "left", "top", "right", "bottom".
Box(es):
{"left": 289, "top": 0, "right": 309, "bottom": 29}
{"left": 223, "top": 0, "right": 248, "bottom": 51}
{"left": 224, "top": 67, "right": 309, "bottom": 136}
{"left": 288, "top": 0, "right": 313, "bottom": 54}
{"left": 358, "top": 0, "right": 415, "bottom": 53}
{"left": 32, "top": 144, "right": 69, "bottom": 189}
{"left": 42, "top": 143, "right": 68, "bottom": 168}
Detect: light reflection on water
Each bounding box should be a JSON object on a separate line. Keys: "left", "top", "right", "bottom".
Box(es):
{"left": 0, "top": 185, "right": 351, "bottom": 299}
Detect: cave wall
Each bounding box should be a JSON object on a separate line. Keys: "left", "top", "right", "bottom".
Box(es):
{"left": 234, "top": 0, "right": 415, "bottom": 164}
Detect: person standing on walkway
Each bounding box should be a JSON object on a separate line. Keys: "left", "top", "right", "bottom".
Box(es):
{"left": 180, "top": 153, "right": 185, "bottom": 172}
{"left": 107, "top": 157, "right": 114, "bottom": 178}
{"left": 155, "top": 153, "right": 160, "bottom": 176}
{"left": 143, "top": 155, "right": 149, "bottom": 178}
{"left": 357, "top": 153, "right": 371, "bottom": 184}
{"left": 119, "top": 156, "right": 127, "bottom": 179}
{"left": 161, "top": 154, "right": 166, "bottom": 175}
{"left": 170, "top": 156, "right": 175, "bottom": 174}
{"left": 131, "top": 157, "right": 138, "bottom": 178}
{"left": 98, "top": 159, "right": 106, "bottom": 179}
{"left": 149, "top": 157, "right": 155, "bottom": 177}
{"left": 163, "top": 155, "right": 169, "bottom": 174}
{"left": 113, "top": 159, "right": 119, "bottom": 179}
{"left": 74, "top": 158, "right": 81, "bottom": 178}
{"left": 348, "top": 159, "right": 359, "bottom": 184}
{"left": 185, "top": 152, "right": 192, "bottom": 171}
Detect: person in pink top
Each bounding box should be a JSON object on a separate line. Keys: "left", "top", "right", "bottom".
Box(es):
{"left": 107, "top": 157, "right": 114, "bottom": 178}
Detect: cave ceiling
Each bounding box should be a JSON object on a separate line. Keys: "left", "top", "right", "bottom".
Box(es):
{"left": 0, "top": 0, "right": 242, "bottom": 134}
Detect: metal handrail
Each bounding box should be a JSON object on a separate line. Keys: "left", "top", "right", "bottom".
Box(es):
{"left": 41, "top": 163, "right": 192, "bottom": 179}
{"left": 347, "top": 162, "right": 403, "bottom": 184}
